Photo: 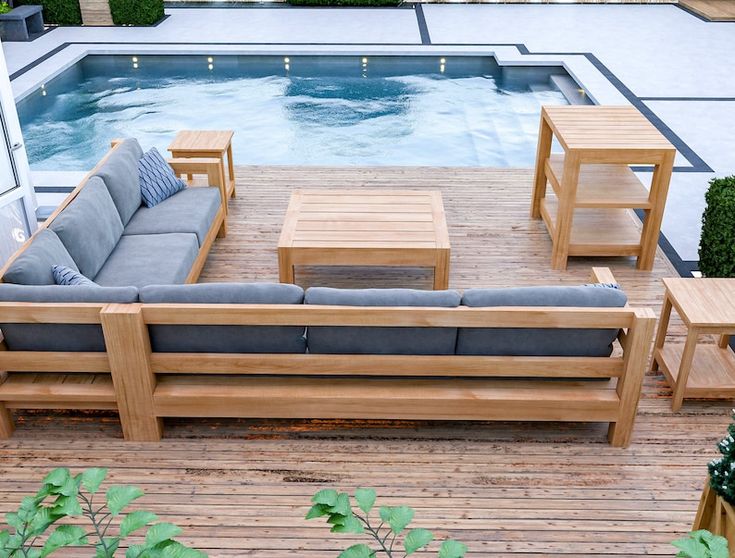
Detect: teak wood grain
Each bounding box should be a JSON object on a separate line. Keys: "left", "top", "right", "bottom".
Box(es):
{"left": 278, "top": 189, "right": 451, "bottom": 289}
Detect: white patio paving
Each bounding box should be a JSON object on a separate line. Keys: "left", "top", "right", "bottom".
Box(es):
{"left": 2, "top": 3, "right": 734, "bottom": 265}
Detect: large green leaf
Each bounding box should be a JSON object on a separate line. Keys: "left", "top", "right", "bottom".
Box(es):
{"left": 337, "top": 544, "right": 374, "bottom": 558}
{"left": 330, "top": 493, "right": 352, "bottom": 517}
{"left": 43, "top": 469, "right": 71, "bottom": 488}
{"left": 354, "top": 489, "right": 376, "bottom": 515}
{"left": 330, "top": 514, "right": 363, "bottom": 534}
{"left": 312, "top": 489, "right": 339, "bottom": 507}
{"left": 0, "top": 530, "right": 9, "bottom": 548}
{"left": 106, "top": 485, "right": 144, "bottom": 516}
{"left": 379, "top": 506, "right": 391, "bottom": 524}
{"left": 40, "top": 524, "right": 87, "bottom": 558}
{"left": 51, "top": 494, "right": 83, "bottom": 517}
{"left": 438, "top": 539, "right": 467, "bottom": 558}
{"left": 4, "top": 512, "right": 23, "bottom": 531}
{"left": 386, "top": 506, "right": 414, "bottom": 535}
{"left": 403, "top": 528, "right": 433, "bottom": 555}
{"left": 96, "top": 538, "right": 121, "bottom": 558}
{"left": 157, "top": 541, "right": 208, "bottom": 558}
{"left": 145, "top": 523, "right": 182, "bottom": 547}
{"left": 305, "top": 504, "right": 331, "bottom": 520}
{"left": 80, "top": 468, "right": 108, "bottom": 495}
{"left": 28, "top": 507, "right": 63, "bottom": 536}
{"left": 126, "top": 543, "right": 146, "bottom": 558}
{"left": 121, "top": 511, "right": 159, "bottom": 538}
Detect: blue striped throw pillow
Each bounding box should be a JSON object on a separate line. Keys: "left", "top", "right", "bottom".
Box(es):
{"left": 138, "top": 148, "right": 186, "bottom": 208}
{"left": 52, "top": 265, "right": 96, "bottom": 286}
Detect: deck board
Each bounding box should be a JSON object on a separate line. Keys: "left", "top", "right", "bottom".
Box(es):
{"left": 1, "top": 166, "right": 730, "bottom": 557}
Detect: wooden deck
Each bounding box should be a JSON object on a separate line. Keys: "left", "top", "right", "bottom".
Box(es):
{"left": 1, "top": 166, "right": 731, "bottom": 557}
{"left": 678, "top": 0, "right": 735, "bottom": 20}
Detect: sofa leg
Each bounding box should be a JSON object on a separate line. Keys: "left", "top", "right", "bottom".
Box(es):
{"left": 0, "top": 403, "right": 14, "bottom": 439}
{"left": 217, "top": 218, "right": 227, "bottom": 239}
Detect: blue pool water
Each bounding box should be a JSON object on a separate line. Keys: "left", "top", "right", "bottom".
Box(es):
{"left": 17, "top": 55, "right": 570, "bottom": 170}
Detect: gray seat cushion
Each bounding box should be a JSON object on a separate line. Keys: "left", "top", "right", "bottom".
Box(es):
{"left": 456, "top": 285, "right": 628, "bottom": 357}
{"left": 94, "top": 138, "right": 144, "bottom": 226}
{"left": 0, "top": 284, "right": 138, "bottom": 352}
{"left": 49, "top": 177, "right": 124, "bottom": 279}
{"left": 2, "top": 229, "right": 77, "bottom": 285}
{"left": 124, "top": 187, "right": 221, "bottom": 246}
{"left": 305, "top": 288, "right": 461, "bottom": 355}
{"left": 94, "top": 233, "right": 199, "bottom": 288}
{"left": 139, "top": 283, "right": 306, "bottom": 354}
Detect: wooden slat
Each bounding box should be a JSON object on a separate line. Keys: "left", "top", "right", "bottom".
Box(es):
{"left": 153, "top": 376, "right": 621, "bottom": 422}
{"left": 141, "top": 304, "right": 635, "bottom": 328}
{"left": 0, "top": 303, "right": 105, "bottom": 323}
{"left": 150, "top": 353, "right": 625, "bottom": 378}
{"left": 0, "top": 352, "right": 110, "bottom": 372}
{"left": 0, "top": 373, "right": 115, "bottom": 404}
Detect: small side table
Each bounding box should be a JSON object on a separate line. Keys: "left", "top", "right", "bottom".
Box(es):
{"left": 652, "top": 278, "right": 735, "bottom": 410}
{"left": 168, "top": 130, "right": 236, "bottom": 210}
{"left": 531, "top": 106, "right": 676, "bottom": 271}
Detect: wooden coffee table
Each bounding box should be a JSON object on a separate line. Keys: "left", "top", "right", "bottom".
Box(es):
{"left": 278, "top": 190, "right": 450, "bottom": 289}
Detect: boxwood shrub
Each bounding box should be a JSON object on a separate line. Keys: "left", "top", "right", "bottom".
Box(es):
{"left": 109, "top": 0, "right": 164, "bottom": 25}
{"left": 289, "top": 0, "right": 401, "bottom": 6}
{"left": 15, "top": 0, "right": 81, "bottom": 25}
{"left": 699, "top": 176, "right": 735, "bottom": 277}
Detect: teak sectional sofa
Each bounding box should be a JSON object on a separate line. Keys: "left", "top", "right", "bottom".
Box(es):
{"left": 0, "top": 140, "right": 656, "bottom": 447}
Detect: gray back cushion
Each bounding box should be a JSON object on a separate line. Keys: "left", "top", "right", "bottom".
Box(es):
{"left": 305, "top": 288, "right": 461, "bottom": 355}
{"left": 456, "top": 285, "right": 628, "bottom": 357}
{"left": 94, "top": 138, "right": 143, "bottom": 225}
{"left": 2, "top": 229, "right": 77, "bottom": 285}
{"left": 50, "top": 177, "right": 124, "bottom": 279}
{"left": 0, "top": 284, "right": 138, "bottom": 352}
{"left": 139, "top": 283, "right": 306, "bottom": 354}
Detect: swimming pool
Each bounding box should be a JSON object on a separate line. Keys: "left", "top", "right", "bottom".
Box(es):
{"left": 17, "top": 55, "right": 572, "bottom": 170}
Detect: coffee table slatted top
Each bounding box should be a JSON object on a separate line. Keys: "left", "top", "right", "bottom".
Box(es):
{"left": 280, "top": 190, "right": 449, "bottom": 250}
{"left": 278, "top": 189, "right": 451, "bottom": 289}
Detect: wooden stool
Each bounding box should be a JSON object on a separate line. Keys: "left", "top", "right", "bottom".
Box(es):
{"left": 168, "top": 130, "right": 236, "bottom": 212}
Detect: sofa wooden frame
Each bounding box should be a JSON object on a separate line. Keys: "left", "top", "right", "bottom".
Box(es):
{"left": 0, "top": 268, "right": 655, "bottom": 447}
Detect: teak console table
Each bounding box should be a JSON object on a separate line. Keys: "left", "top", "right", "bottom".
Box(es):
{"left": 531, "top": 106, "right": 675, "bottom": 270}
{"left": 278, "top": 189, "right": 451, "bottom": 289}
{"left": 653, "top": 278, "right": 735, "bottom": 410}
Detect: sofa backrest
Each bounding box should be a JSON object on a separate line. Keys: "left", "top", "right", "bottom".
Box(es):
{"left": 0, "top": 284, "right": 138, "bottom": 351}
{"left": 1, "top": 229, "right": 77, "bottom": 285}
{"left": 304, "top": 287, "right": 461, "bottom": 355}
{"left": 49, "top": 176, "right": 123, "bottom": 279}
{"left": 456, "top": 285, "right": 627, "bottom": 357}
{"left": 139, "top": 283, "right": 307, "bottom": 353}
{"left": 94, "top": 138, "right": 143, "bottom": 226}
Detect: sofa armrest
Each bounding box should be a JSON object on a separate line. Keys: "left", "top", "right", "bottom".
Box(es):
{"left": 590, "top": 267, "right": 618, "bottom": 285}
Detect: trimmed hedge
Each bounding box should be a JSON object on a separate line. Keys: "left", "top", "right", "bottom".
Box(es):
{"left": 289, "top": 0, "right": 401, "bottom": 6}
{"left": 109, "top": 0, "right": 164, "bottom": 25}
{"left": 699, "top": 176, "right": 735, "bottom": 277}
{"left": 15, "top": 0, "right": 81, "bottom": 25}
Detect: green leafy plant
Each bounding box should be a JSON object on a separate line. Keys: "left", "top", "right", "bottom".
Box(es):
{"left": 672, "top": 529, "right": 729, "bottom": 558}
{"left": 14, "top": 0, "right": 81, "bottom": 25}
{"left": 0, "top": 3, "right": 11, "bottom": 15}
{"left": 306, "top": 488, "right": 467, "bottom": 558}
{"left": 0, "top": 467, "right": 206, "bottom": 558}
{"left": 699, "top": 175, "right": 735, "bottom": 277}
{"left": 708, "top": 411, "right": 735, "bottom": 504}
{"left": 108, "top": 0, "right": 164, "bottom": 26}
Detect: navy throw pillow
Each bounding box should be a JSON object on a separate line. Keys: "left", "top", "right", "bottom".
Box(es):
{"left": 138, "top": 148, "right": 186, "bottom": 208}
{"left": 52, "top": 265, "right": 97, "bottom": 286}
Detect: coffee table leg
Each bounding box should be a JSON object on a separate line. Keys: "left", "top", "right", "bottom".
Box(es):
{"left": 433, "top": 249, "right": 450, "bottom": 290}
{"left": 652, "top": 294, "right": 672, "bottom": 372}
{"left": 278, "top": 248, "right": 295, "bottom": 284}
